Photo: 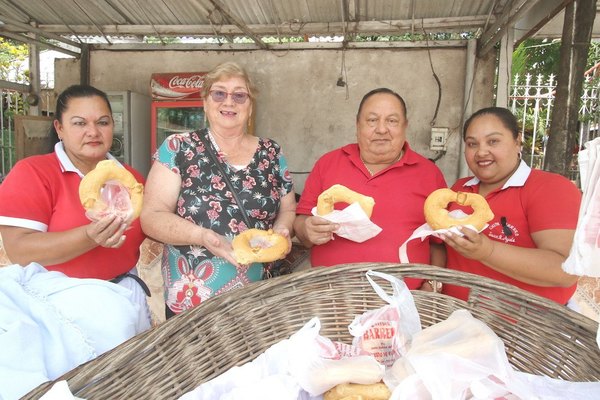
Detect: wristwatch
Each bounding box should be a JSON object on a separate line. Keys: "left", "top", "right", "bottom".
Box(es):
{"left": 428, "top": 279, "right": 443, "bottom": 293}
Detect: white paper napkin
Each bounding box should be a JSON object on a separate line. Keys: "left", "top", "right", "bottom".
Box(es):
{"left": 311, "top": 202, "right": 382, "bottom": 243}
{"left": 398, "top": 210, "right": 486, "bottom": 263}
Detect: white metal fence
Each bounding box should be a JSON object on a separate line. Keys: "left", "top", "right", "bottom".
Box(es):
{"left": 510, "top": 68, "right": 600, "bottom": 184}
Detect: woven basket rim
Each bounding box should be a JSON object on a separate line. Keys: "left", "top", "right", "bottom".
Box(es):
{"left": 22, "top": 263, "right": 600, "bottom": 399}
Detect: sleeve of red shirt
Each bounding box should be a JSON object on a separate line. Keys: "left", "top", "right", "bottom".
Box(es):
{"left": 524, "top": 172, "right": 581, "bottom": 232}
{"left": 0, "top": 158, "right": 54, "bottom": 227}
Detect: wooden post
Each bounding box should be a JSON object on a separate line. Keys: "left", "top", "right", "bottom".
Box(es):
{"left": 79, "top": 44, "right": 90, "bottom": 85}
{"left": 545, "top": 0, "right": 597, "bottom": 176}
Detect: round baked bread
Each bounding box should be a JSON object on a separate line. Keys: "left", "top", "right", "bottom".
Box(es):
{"left": 317, "top": 184, "right": 375, "bottom": 217}
{"left": 232, "top": 228, "right": 288, "bottom": 264}
{"left": 424, "top": 188, "right": 493, "bottom": 231}
{"left": 79, "top": 159, "right": 144, "bottom": 220}
{"left": 323, "top": 382, "right": 391, "bottom": 400}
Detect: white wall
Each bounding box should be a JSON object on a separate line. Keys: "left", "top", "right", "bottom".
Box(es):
{"left": 55, "top": 47, "right": 489, "bottom": 192}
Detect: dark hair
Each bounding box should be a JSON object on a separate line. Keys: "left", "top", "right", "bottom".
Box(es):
{"left": 356, "top": 88, "right": 407, "bottom": 121}
{"left": 463, "top": 107, "right": 519, "bottom": 140}
{"left": 49, "top": 84, "right": 112, "bottom": 146}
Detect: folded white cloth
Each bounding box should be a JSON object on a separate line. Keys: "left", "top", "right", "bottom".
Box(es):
{"left": 0, "top": 263, "right": 147, "bottom": 399}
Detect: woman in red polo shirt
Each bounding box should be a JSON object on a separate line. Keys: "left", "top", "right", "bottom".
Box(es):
{"left": 439, "top": 107, "right": 581, "bottom": 305}
{"left": 0, "top": 84, "right": 150, "bottom": 328}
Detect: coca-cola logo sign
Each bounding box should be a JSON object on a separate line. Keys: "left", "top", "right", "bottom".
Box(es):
{"left": 168, "top": 75, "right": 204, "bottom": 89}
{"left": 151, "top": 72, "right": 206, "bottom": 100}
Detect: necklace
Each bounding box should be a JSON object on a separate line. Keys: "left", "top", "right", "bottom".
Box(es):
{"left": 361, "top": 149, "right": 404, "bottom": 176}
{"left": 207, "top": 129, "right": 243, "bottom": 157}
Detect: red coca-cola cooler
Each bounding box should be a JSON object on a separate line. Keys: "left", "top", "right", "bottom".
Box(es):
{"left": 150, "top": 72, "right": 207, "bottom": 155}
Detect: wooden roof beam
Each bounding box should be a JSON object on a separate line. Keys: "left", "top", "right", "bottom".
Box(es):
{"left": 35, "top": 16, "right": 491, "bottom": 37}
{"left": 478, "top": 0, "right": 542, "bottom": 56}
{"left": 0, "top": 30, "right": 80, "bottom": 57}
{"left": 208, "top": 0, "right": 268, "bottom": 49}
{"left": 0, "top": 16, "right": 81, "bottom": 48}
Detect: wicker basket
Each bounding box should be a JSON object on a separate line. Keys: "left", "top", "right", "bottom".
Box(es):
{"left": 23, "top": 263, "right": 600, "bottom": 399}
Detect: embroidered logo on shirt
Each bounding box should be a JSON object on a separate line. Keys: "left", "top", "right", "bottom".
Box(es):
{"left": 487, "top": 217, "right": 519, "bottom": 243}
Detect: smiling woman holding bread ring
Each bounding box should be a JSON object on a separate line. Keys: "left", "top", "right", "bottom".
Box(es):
{"left": 294, "top": 88, "right": 447, "bottom": 290}
{"left": 440, "top": 107, "right": 581, "bottom": 304}
{"left": 0, "top": 84, "right": 151, "bottom": 330}
{"left": 140, "top": 62, "right": 296, "bottom": 319}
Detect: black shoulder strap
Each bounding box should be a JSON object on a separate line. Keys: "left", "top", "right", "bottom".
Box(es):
{"left": 197, "top": 131, "right": 253, "bottom": 228}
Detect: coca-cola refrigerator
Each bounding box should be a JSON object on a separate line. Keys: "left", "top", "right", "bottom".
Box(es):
{"left": 150, "top": 72, "right": 207, "bottom": 155}
{"left": 106, "top": 90, "right": 152, "bottom": 176}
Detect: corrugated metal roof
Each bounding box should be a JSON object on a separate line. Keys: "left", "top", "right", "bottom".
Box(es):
{"left": 0, "top": 0, "right": 578, "bottom": 55}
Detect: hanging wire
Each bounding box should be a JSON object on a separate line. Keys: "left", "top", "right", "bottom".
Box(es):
{"left": 422, "top": 21, "right": 441, "bottom": 127}
{"left": 338, "top": 0, "right": 349, "bottom": 99}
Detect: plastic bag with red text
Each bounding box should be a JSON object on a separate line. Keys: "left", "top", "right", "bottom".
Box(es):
{"left": 348, "top": 270, "right": 421, "bottom": 367}
{"left": 84, "top": 180, "right": 134, "bottom": 223}
{"left": 563, "top": 137, "right": 600, "bottom": 277}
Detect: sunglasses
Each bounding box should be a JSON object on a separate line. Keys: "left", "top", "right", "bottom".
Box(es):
{"left": 208, "top": 90, "right": 250, "bottom": 104}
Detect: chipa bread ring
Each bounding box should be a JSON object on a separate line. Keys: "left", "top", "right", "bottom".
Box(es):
{"left": 323, "top": 382, "right": 391, "bottom": 400}
{"left": 424, "top": 188, "right": 494, "bottom": 231}
{"left": 317, "top": 184, "right": 375, "bottom": 217}
{"left": 79, "top": 159, "right": 144, "bottom": 219}
{"left": 232, "top": 229, "right": 288, "bottom": 264}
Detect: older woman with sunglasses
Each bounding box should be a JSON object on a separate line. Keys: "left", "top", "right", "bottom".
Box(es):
{"left": 141, "top": 62, "right": 296, "bottom": 318}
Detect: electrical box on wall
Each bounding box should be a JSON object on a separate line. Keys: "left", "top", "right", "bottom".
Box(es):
{"left": 430, "top": 127, "right": 449, "bottom": 151}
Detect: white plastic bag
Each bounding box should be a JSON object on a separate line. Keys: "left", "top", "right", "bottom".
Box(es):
{"left": 348, "top": 270, "right": 421, "bottom": 366}
{"left": 179, "top": 319, "right": 315, "bottom": 400}
{"left": 385, "top": 309, "right": 533, "bottom": 400}
{"left": 180, "top": 317, "right": 386, "bottom": 400}
{"left": 289, "top": 318, "right": 385, "bottom": 396}
{"left": 563, "top": 137, "right": 600, "bottom": 276}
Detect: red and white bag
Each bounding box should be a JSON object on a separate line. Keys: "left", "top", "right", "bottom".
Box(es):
{"left": 348, "top": 270, "right": 422, "bottom": 367}
{"left": 563, "top": 137, "right": 600, "bottom": 277}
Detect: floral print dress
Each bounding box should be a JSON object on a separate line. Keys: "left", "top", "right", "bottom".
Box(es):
{"left": 155, "top": 129, "right": 294, "bottom": 314}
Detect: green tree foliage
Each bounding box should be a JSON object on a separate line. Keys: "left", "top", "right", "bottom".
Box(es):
{"left": 512, "top": 38, "right": 600, "bottom": 77}
{"left": 512, "top": 39, "right": 561, "bottom": 77}
{"left": 512, "top": 39, "right": 600, "bottom": 176}
{"left": 0, "top": 37, "right": 29, "bottom": 82}
{"left": 0, "top": 38, "right": 29, "bottom": 173}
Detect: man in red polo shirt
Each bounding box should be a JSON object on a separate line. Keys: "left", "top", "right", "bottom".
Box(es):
{"left": 294, "top": 88, "right": 447, "bottom": 289}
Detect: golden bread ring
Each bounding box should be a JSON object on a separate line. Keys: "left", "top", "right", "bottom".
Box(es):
{"left": 232, "top": 229, "right": 288, "bottom": 264}
{"left": 324, "top": 382, "right": 391, "bottom": 400}
{"left": 424, "top": 188, "right": 494, "bottom": 231}
{"left": 79, "top": 159, "right": 144, "bottom": 219}
{"left": 317, "top": 184, "right": 375, "bottom": 217}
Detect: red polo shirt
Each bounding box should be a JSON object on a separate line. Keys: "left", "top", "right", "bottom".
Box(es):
{"left": 297, "top": 143, "right": 447, "bottom": 288}
{"left": 0, "top": 147, "right": 145, "bottom": 280}
{"left": 443, "top": 162, "right": 581, "bottom": 304}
